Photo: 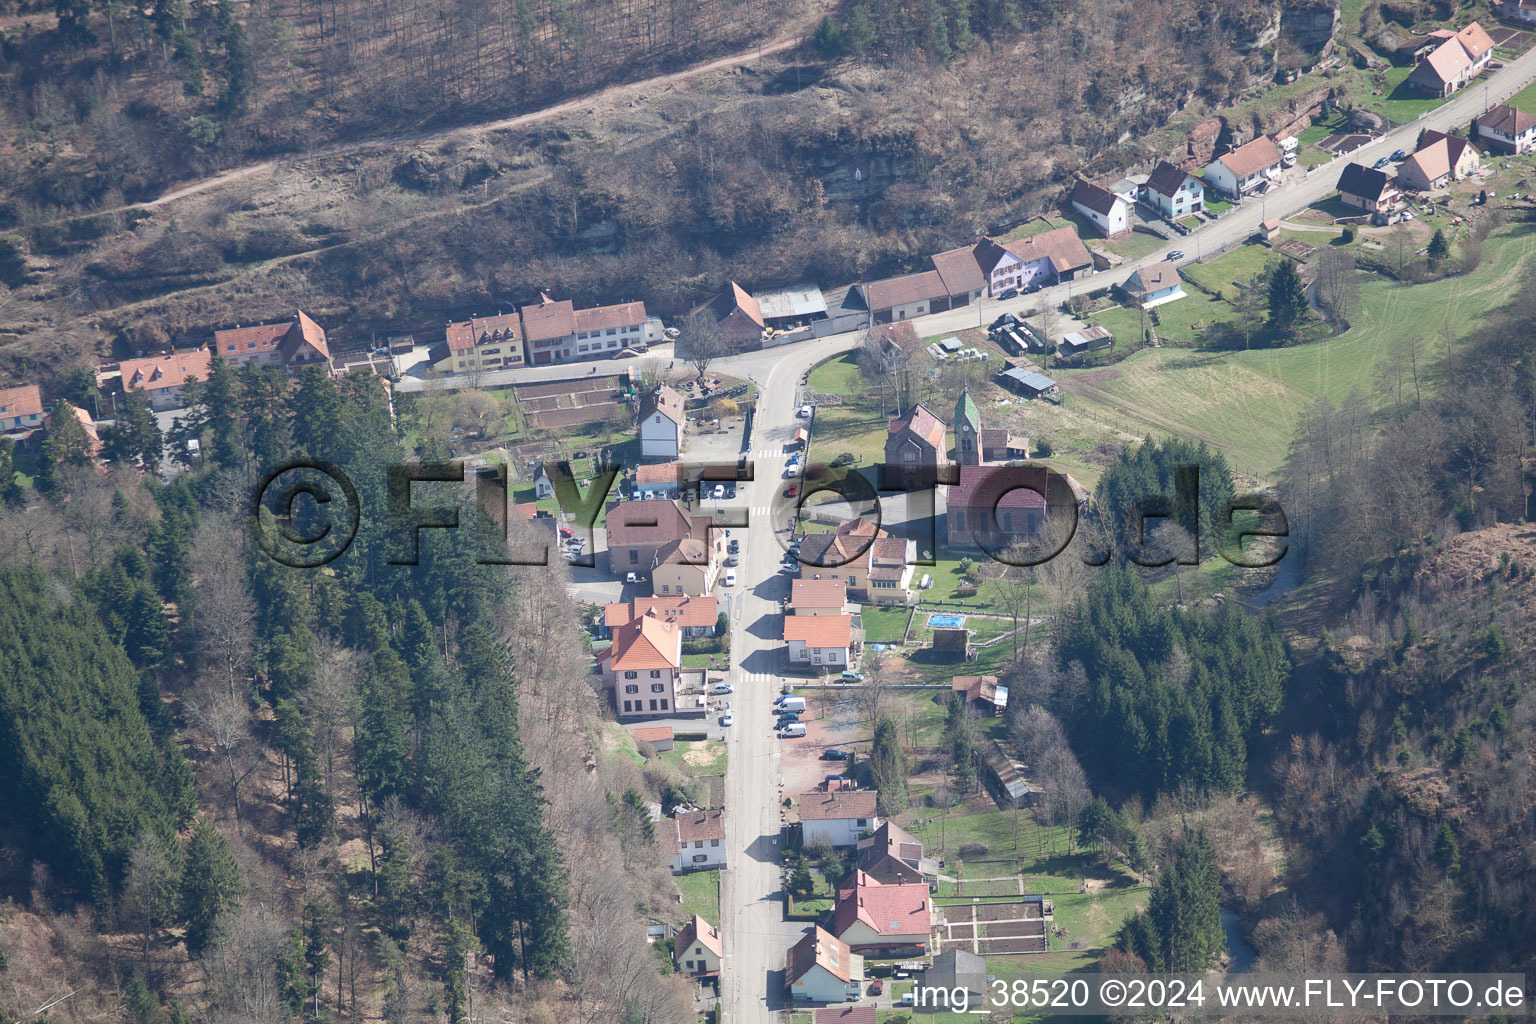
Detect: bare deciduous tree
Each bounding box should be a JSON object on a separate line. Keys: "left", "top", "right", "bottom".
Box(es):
{"left": 188, "top": 675, "right": 263, "bottom": 833}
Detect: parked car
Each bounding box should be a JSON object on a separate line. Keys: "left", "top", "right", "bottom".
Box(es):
{"left": 1373, "top": 156, "right": 1390, "bottom": 170}
{"left": 664, "top": 326, "right": 681, "bottom": 339}
{"left": 840, "top": 670, "right": 864, "bottom": 683}
{"left": 724, "top": 569, "right": 738, "bottom": 586}
{"left": 784, "top": 483, "right": 799, "bottom": 498}
{"left": 1168, "top": 249, "right": 1185, "bottom": 261}
{"left": 783, "top": 466, "right": 797, "bottom": 479}
{"left": 725, "top": 555, "right": 739, "bottom": 566}
{"left": 796, "top": 405, "right": 813, "bottom": 418}
{"left": 869, "top": 980, "right": 884, "bottom": 996}
{"left": 721, "top": 711, "right": 734, "bottom": 727}
{"left": 728, "top": 539, "right": 740, "bottom": 554}
{"left": 996, "top": 286, "right": 1020, "bottom": 300}
{"left": 625, "top": 572, "right": 641, "bottom": 583}
{"left": 1391, "top": 149, "right": 1406, "bottom": 161}
{"left": 710, "top": 682, "right": 735, "bottom": 695}
{"left": 778, "top": 723, "right": 807, "bottom": 738}
{"left": 712, "top": 483, "right": 725, "bottom": 499}
{"left": 820, "top": 749, "right": 850, "bottom": 761}
{"left": 777, "top": 713, "right": 800, "bottom": 726}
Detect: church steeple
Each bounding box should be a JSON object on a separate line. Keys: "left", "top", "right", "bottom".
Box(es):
{"left": 955, "top": 384, "right": 983, "bottom": 465}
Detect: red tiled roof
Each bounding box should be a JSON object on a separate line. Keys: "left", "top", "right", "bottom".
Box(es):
{"left": 0, "top": 384, "right": 43, "bottom": 419}
{"left": 799, "top": 518, "right": 887, "bottom": 569}
{"left": 816, "top": 1007, "right": 876, "bottom": 1024}
{"left": 574, "top": 300, "right": 646, "bottom": 332}
{"left": 946, "top": 465, "right": 1052, "bottom": 512}
{"left": 787, "top": 927, "right": 855, "bottom": 985}
{"left": 887, "top": 402, "right": 946, "bottom": 450}
{"left": 654, "top": 537, "right": 710, "bottom": 567}
{"left": 862, "top": 269, "right": 947, "bottom": 312}
{"left": 520, "top": 292, "right": 577, "bottom": 342}
{"left": 672, "top": 808, "right": 724, "bottom": 851}
{"left": 952, "top": 675, "right": 999, "bottom": 702}
{"left": 607, "top": 613, "right": 681, "bottom": 671}
{"left": 798, "top": 788, "right": 877, "bottom": 820}
{"left": 789, "top": 579, "right": 847, "bottom": 609}
{"left": 445, "top": 312, "right": 522, "bottom": 353}
{"left": 640, "top": 384, "right": 684, "bottom": 426}
{"left": 1416, "top": 35, "right": 1473, "bottom": 87}
{"left": 605, "top": 499, "right": 699, "bottom": 547}
{"left": 1128, "top": 260, "right": 1180, "bottom": 293}
{"left": 635, "top": 462, "right": 680, "bottom": 485}
{"left": 929, "top": 247, "right": 986, "bottom": 296}
{"left": 1213, "top": 136, "right": 1283, "bottom": 178}
{"left": 630, "top": 725, "right": 675, "bottom": 743}
{"left": 979, "top": 225, "right": 1093, "bottom": 275}
{"left": 213, "top": 310, "right": 329, "bottom": 362}
{"left": 120, "top": 348, "right": 213, "bottom": 392}
{"left": 1457, "top": 21, "right": 1495, "bottom": 60}
{"left": 783, "top": 614, "right": 853, "bottom": 649}
{"left": 832, "top": 871, "right": 931, "bottom": 938}
{"left": 676, "top": 914, "right": 723, "bottom": 958}
{"left": 607, "top": 596, "right": 719, "bottom": 630}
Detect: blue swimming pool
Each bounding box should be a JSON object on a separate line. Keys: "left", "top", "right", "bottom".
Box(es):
{"left": 928, "top": 613, "right": 966, "bottom": 629}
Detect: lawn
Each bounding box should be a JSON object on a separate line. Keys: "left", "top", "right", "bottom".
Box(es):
{"left": 673, "top": 868, "right": 720, "bottom": 923}
{"left": 1204, "top": 197, "right": 1236, "bottom": 216}
{"left": 1366, "top": 64, "right": 1449, "bottom": 124}
{"left": 1000, "top": 216, "right": 1074, "bottom": 243}
{"left": 861, "top": 605, "right": 912, "bottom": 644}
{"left": 1180, "top": 243, "right": 1278, "bottom": 301}
{"left": 1146, "top": 289, "right": 1244, "bottom": 346}
{"left": 661, "top": 739, "right": 728, "bottom": 776}
{"left": 1510, "top": 77, "right": 1536, "bottom": 115}
{"left": 1098, "top": 229, "right": 1169, "bottom": 260}
{"left": 1052, "top": 223, "right": 1536, "bottom": 479}
{"left": 1083, "top": 304, "right": 1154, "bottom": 349}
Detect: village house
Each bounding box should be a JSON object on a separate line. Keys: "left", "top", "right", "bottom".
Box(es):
{"left": 212, "top": 311, "right": 332, "bottom": 375}
{"left": 628, "top": 724, "right": 675, "bottom": 751}
{"left": 1408, "top": 23, "right": 1495, "bottom": 97}
{"left": 815, "top": 1008, "right": 876, "bottom": 1024}
{"left": 696, "top": 282, "right": 768, "bottom": 351}
{"left": 798, "top": 519, "right": 912, "bottom": 603}
{"left": 855, "top": 821, "right": 940, "bottom": 888}
{"left": 673, "top": 915, "right": 724, "bottom": 979}
{"left": 787, "top": 927, "right": 864, "bottom": 1003}
{"left": 61, "top": 404, "right": 103, "bottom": 459}
{"left": 632, "top": 461, "right": 681, "bottom": 500}
{"left": 831, "top": 871, "right": 932, "bottom": 957}
{"left": 784, "top": 614, "right": 854, "bottom": 669}
{"left": 1398, "top": 131, "right": 1481, "bottom": 191}
{"left": 917, "top": 950, "right": 989, "bottom": 1008}
{"left": 521, "top": 292, "right": 647, "bottom": 365}
{"left": 798, "top": 788, "right": 878, "bottom": 847}
{"left": 666, "top": 808, "right": 727, "bottom": 872}
{"left": 853, "top": 269, "right": 948, "bottom": 324}
{"left": 651, "top": 537, "right": 720, "bottom": 597}
{"left": 1068, "top": 179, "right": 1131, "bottom": 236}
{"left": 954, "top": 386, "right": 1027, "bottom": 464}
{"left": 1058, "top": 325, "right": 1117, "bottom": 359}
{"left": 928, "top": 247, "right": 988, "bottom": 308}
{"left": 532, "top": 464, "right": 556, "bottom": 500}
{"left": 1140, "top": 161, "right": 1205, "bottom": 218}
{"left": 945, "top": 465, "right": 1055, "bottom": 553}
{"left": 428, "top": 312, "right": 525, "bottom": 374}
{"left": 597, "top": 610, "right": 681, "bottom": 719}
{"left": 604, "top": 499, "right": 718, "bottom": 575}
{"left": 1511, "top": 0, "right": 1536, "bottom": 24}
{"left": 0, "top": 385, "right": 44, "bottom": 434}
{"left": 1336, "top": 162, "right": 1403, "bottom": 214}
{"left": 1205, "top": 136, "right": 1284, "bottom": 197}
{"left": 866, "top": 536, "right": 916, "bottom": 605}
{"left": 953, "top": 674, "right": 1009, "bottom": 716}
{"left": 883, "top": 402, "right": 946, "bottom": 490}
{"left": 1475, "top": 103, "right": 1536, "bottom": 154}
{"left": 789, "top": 579, "right": 851, "bottom": 616}
{"left": 606, "top": 595, "right": 719, "bottom": 639}
{"left": 638, "top": 384, "right": 685, "bottom": 460}
{"left": 971, "top": 226, "right": 1093, "bottom": 296}
{"left": 1121, "top": 259, "right": 1186, "bottom": 309}
{"left": 115, "top": 348, "right": 214, "bottom": 411}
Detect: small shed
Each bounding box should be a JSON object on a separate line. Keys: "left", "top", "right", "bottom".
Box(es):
{"left": 981, "top": 739, "right": 1032, "bottom": 809}
{"left": 630, "top": 725, "right": 676, "bottom": 752}
{"left": 930, "top": 628, "right": 973, "bottom": 663}
{"left": 996, "top": 366, "right": 1058, "bottom": 399}
{"left": 791, "top": 427, "right": 809, "bottom": 448}
{"left": 1057, "top": 326, "right": 1114, "bottom": 359}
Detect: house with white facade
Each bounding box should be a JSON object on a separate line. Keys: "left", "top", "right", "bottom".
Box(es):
{"left": 1476, "top": 104, "right": 1536, "bottom": 154}
{"left": 1205, "top": 137, "right": 1284, "bottom": 198}
{"left": 798, "top": 789, "right": 878, "bottom": 848}
{"left": 666, "top": 808, "right": 727, "bottom": 872}
{"left": 212, "top": 311, "right": 333, "bottom": 376}
{"left": 1140, "top": 161, "right": 1204, "bottom": 218}
{"left": 1121, "top": 260, "right": 1185, "bottom": 309}
{"left": 0, "top": 385, "right": 44, "bottom": 434}
{"left": 787, "top": 928, "right": 864, "bottom": 1003}
{"left": 115, "top": 348, "right": 214, "bottom": 411}
{"left": 831, "top": 871, "right": 932, "bottom": 957}
{"left": 605, "top": 595, "right": 719, "bottom": 640}
{"left": 638, "top": 384, "right": 684, "bottom": 460}
{"left": 971, "top": 227, "right": 1093, "bottom": 296}
{"left": 674, "top": 915, "right": 724, "bottom": 979}
{"left": 784, "top": 614, "right": 853, "bottom": 669}
{"left": 1408, "top": 23, "right": 1495, "bottom": 97}
{"left": 522, "top": 292, "right": 647, "bottom": 365}
{"left": 1068, "top": 180, "right": 1131, "bottom": 236}
{"left": 597, "top": 611, "right": 681, "bottom": 719}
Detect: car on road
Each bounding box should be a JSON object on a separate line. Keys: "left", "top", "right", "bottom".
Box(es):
{"left": 725, "top": 555, "right": 739, "bottom": 566}
{"left": 820, "top": 748, "right": 850, "bottom": 760}
{"left": 1391, "top": 149, "right": 1406, "bottom": 161}
{"left": 784, "top": 483, "right": 799, "bottom": 498}
{"left": 996, "top": 286, "right": 1020, "bottom": 300}
{"left": 664, "top": 326, "right": 681, "bottom": 339}
{"left": 720, "top": 710, "right": 733, "bottom": 727}
{"left": 710, "top": 682, "right": 735, "bottom": 695}
{"left": 728, "top": 539, "right": 740, "bottom": 554}
{"left": 724, "top": 569, "right": 738, "bottom": 586}
{"left": 1168, "top": 249, "right": 1185, "bottom": 261}
{"left": 1373, "top": 156, "right": 1390, "bottom": 169}
{"left": 840, "top": 670, "right": 864, "bottom": 683}
{"left": 796, "top": 405, "right": 813, "bottom": 418}
{"left": 783, "top": 466, "right": 797, "bottom": 479}
{"left": 869, "top": 980, "right": 883, "bottom": 996}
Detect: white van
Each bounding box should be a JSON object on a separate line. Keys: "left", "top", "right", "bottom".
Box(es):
{"left": 778, "top": 723, "right": 807, "bottom": 738}
{"left": 776, "top": 696, "right": 807, "bottom": 714}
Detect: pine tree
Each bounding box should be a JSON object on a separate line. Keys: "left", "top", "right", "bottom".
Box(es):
{"left": 869, "top": 717, "right": 909, "bottom": 814}
{"left": 1426, "top": 228, "right": 1449, "bottom": 265}
{"left": 181, "top": 817, "right": 244, "bottom": 957}
{"left": 1266, "top": 259, "right": 1309, "bottom": 333}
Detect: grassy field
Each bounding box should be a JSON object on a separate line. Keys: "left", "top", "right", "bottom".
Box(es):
{"left": 661, "top": 739, "right": 728, "bottom": 776}
{"left": 1148, "top": 289, "right": 1244, "bottom": 345}
{"left": 1366, "top": 64, "right": 1450, "bottom": 123}
{"left": 861, "top": 605, "right": 912, "bottom": 644}
{"left": 1510, "top": 78, "right": 1536, "bottom": 115}
{"left": 674, "top": 868, "right": 720, "bottom": 923}
{"left": 1054, "top": 224, "right": 1536, "bottom": 479}
{"left": 1001, "top": 216, "right": 1075, "bottom": 243}
{"left": 1181, "top": 244, "right": 1277, "bottom": 301}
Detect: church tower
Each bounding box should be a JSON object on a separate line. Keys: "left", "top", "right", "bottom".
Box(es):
{"left": 954, "top": 385, "right": 983, "bottom": 466}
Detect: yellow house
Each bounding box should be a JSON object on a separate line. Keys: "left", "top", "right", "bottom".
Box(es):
{"left": 651, "top": 537, "right": 719, "bottom": 597}
{"left": 674, "top": 915, "right": 723, "bottom": 978}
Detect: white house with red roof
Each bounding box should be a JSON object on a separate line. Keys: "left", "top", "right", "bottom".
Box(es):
{"left": 831, "top": 870, "right": 932, "bottom": 956}
{"left": 212, "top": 311, "right": 332, "bottom": 375}
{"left": 971, "top": 227, "right": 1094, "bottom": 296}
{"left": 115, "top": 348, "right": 214, "bottom": 411}
{"left": 786, "top": 927, "right": 864, "bottom": 1002}
{"left": 674, "top": 915, "right": 724, "bottom": 978}
{"left": 638, "top": 384, "right": 685, "bottom": 460}
{"left": 633, "top": 461, "right": 681, "bottom": 500}
{"left": 597, "top": 610, "right": 682, "bottom": 719}
{"left": 798, "top": 788, "right": 878, "bottom": 847}
{"left": 0, "top": 385, "right": 44, "bottom": 434}
{"left": 1205, "top": 136, "right": 1285, "bottom": 198}
{"left": 520, "top": 292, "right": 647, "bottom": 365}
{"left": 606, "top": 595, "right": 719, "bottom": 639}
{"left": 1409, "top": 23, "right": 1495, "bottom": 97}
{"left": 784, "top": 614, "right": 854, "bottom": 670}
{"left": 666, "top": 808, "right": 727, "bottom": 872}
